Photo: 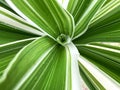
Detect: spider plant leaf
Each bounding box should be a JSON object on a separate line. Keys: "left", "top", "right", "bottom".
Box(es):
{"left": 90, "top": 0, "right": 120, "bottom": 30}
{"left": 0, "top": 36, "right": 82, "bottom": 90}
{"left": 6, "top": 0, "right": 74, "bottom": 39}
{"left": 78, "top": 55, "right": 120, "bottom": 90}
{"left": 76, "top": 42, "right": 120, "bottom": 84}
{"left": 0, "top": 6, "right": 43, "bottom": 44}
{"left": 57, "top": 0, "right": 69, "bottom": 9}
{"left": 67, "top": 0, "right": 105, "bottom": 39}
{"left": 79, "top": 61, "right": 105, "bottom": 90}
{"left": 103, "top": 0, "right": 112, "bottom": 6}
{"left": 0, "top": 6, "right": 43, "bottom": 35}
{"left": 0, "top": 38, "right": 35, "bottom": 76}
{"left": 0, "top": 0, "right": 15, "bottom": 13}
{"left": 74, "top": 0, "right": 120, "bottom": 44}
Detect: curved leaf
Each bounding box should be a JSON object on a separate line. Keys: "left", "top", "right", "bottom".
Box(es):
{"left": 78, "top": 55, "right": 120, "bottom": 90}
{"left": 0, "top": 0, "right": 119, "bottom": 89}
{"left": 0, "top": 36, "right": 82, "bottom": 90}
{"left": 79, "top": 62, "right": 105, "bottom": 90}
{"left": 6, "top": 0, "right": 74, "bottom": 39}
{"left": 0, "top": 38, "right": 35, "bottom": 76}
{"left": 0, "top": 6, "right": 43, "bottom": 44}
{"left": 76, "top": 42, "right": 120, "bottom": 84}
{"left": 103, "top": 0, "right": 112, "bottom": 5}
{"left": 0, "top": 6, "right": 43, "bottom": 35}
{"left": 90, "top": 0, "right": 120, "bottom": 30}
{"left": 0, "top": 0, "right": 15, "bottom": 13}
{"left": 67, "top": 0, "right": 105, "bottom": 39}
{"left": 74, "top": 0, "right": 120, "bottom": 44}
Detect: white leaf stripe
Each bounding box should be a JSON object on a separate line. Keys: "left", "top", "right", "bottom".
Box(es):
{"left": 0, "top": 46, "right": 22, "bottom": 54}
{"left": 76, "top": 0, "right": 97, "bottom": 25}
{"left": 76, "top": 42, "right": 120, "bottom": 64}
{"left": 96, "top": 42, "right": 120, "bottom": 47}
{"left": 79, "top": 61, "right": 105, "bottom": 89}
{"left": 45, "top": 0, "right": 66, "bottom": 35}
{"left": 0, "top": 36, "right": 83, "bottom": 90}
{"left": 31, "top": 47, "right": 58, "bottom": 90}
{"left": 65, "top": 45, "right": 71, "bottom": 90}
{"left": 0, "top": 37, "right": 68, "bottom": 90}
{"left": 0, "top": 38, "right": 36, "bottom": 47}
{"left": 91, "top": 0, "right": 120, "bottom": 25}
{"left": 0, "top": 7, "right": 34, "bottom": 29}
{"left": 6, "top": 0, "right": 74, "bottom": 40}
{"left": 5, "top": 0, "right": 45, "bottom": 35}
{"left": 0, "top": 7, "right": 43, "bottom": 36}
{"left": 77, "top": 44, "right": 120, "bottom": 83}
{"left": 84, "top": 43, "right": 120, "bottom": 64}
{"left": 85, "top": 44, "right": 120, "bottom": 54}
{"left": 57, "top": 0, "right": 69, "bottom": 9}
{"left": 13, "top": 45, "right": 56, "bottom": 90}
{"left": 23, "top": 0, "right": 57, "bottom": 35}
{"left": 78, "top": 56, "right": 120, "bottom": 90}
{"left": 44, "top": 0, "right": 74, "bottom": 37}
{"left": 73, "top": 0, "right": 106, "bottom": 39}
{"left": 66, "top": 43, "right": 82, "bottom": 90}
{"left": 0, "top": 38, "right": 35, "bottom": 77}
{"left": 0, "top": 38, "right": 36, "bottom": 54}
{"left": 0, "top": 0, "right": 15, "bottom": 13}
{"left": 0, "top": 0, "right": 119, "bottom": 90}
{"left": 1, "top": 37, "right": 55, "bottom": 79}
{"left": 5, "top": 0, "right": 58, "bottom": 40}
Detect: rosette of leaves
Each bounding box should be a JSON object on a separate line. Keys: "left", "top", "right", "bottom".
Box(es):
{"left": 0, "top": 0, "right": 120, "bottom": 90}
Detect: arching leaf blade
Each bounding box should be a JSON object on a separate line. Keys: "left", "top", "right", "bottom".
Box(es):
{"left": 75, "top": 0, "right": 120, "bottom": 44}
{"left": 0, "top": 36, "right": 83, "bottom": 90}
{"left": 6, "top": 0, "right": 74, "bottom": 39}
{"left": 76, "top": 42, "right": 120, "bottom": 84}
{"left": 0, "top": 38, "right": 35, "bottom": 76}
{"left": 67, "top": 0, "right": 105, "bottom": 39}
{"left": 78, "top": 55, "right": 120, "bottom": 90}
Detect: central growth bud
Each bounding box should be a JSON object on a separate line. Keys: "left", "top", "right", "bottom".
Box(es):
{"left": 57, "top": 34, "right": 71, "bottom": 46}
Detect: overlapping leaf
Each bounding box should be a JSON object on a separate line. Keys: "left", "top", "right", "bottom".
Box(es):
{"left": 78, "top": 55, "right": 120, "bottom": 90}
{"left": 0, "top": 36, "right": 82, "bottom": 90}
{"left": 0, "top": 6, "right": 43, "bottom": 44}
{"left": 72, "top": 0, "right": 120, "bottom": 89}
{"left": 79, "top": 62, "right": 105, "bottom": 90}
{"left": 0, "top": 0, "right": 120, "bottom": 89}
{"left": 0, "top": 0, "right": 15, "bottom": 13}
{"left": 77, "top": 42, "right": 120, "bottom": 84}
{"left": 6, "top": 0, "right": 74, "bottom": 39}
{"left": 0, "top": 38, "right": 35, "bottom": 76}
{"left": 67, "top": 0, "right": 105, "bottom": 39}
{"left": 74, "top": 0, "right": 120, "bottom": 44}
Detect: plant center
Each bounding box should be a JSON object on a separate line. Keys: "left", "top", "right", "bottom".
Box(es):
{"left": 57, "top": 34, "right": 71, "bottom": 46}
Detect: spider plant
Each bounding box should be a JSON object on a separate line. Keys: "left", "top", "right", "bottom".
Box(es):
{"left": 0, "top": 0, "right": 120, "bottom": 90}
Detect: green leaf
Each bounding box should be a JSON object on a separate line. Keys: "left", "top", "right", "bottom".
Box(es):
{"left": 79, "top": 66, "right": 96, "bottom": 90}
{"left": 74, "top": 0, "right": 120, "bottom": 44}
{"left": 78, "top": 55, "right": 120, "bottom": 90}
{"left": 79, "top": 62, "right": 105, "bottom": 90}
{"left": 57, "top": 0, "right": 69, "bottom": 9}
{"left": 76, "top": 42, "right": 120, "bottom": 84}
{"left": 0, "top": 0, "right": 15, "bottom": 13}
{"left": 90, "top": 0, "right": 120, "bottom": 30}
{"left": 0, "top": 38, "right": 35, "bottom": 76}
{"left": 67, "top": 0, "right": 105, "bottom": 39}
{"left": 0, "top": 6, "right": 43, "bottom": 44}
{"left": 0, "top": 36, "right": 82, "bottom": 90}
{"left": 0, "top": 22, "right": 36, "bottom": 44}
{"left": 0, "top": 0, "right": 119, "bottom": 89}
{"left": 103, "top": 0, "right": 112, "bottom": 6}
{"left": 6, "top": 0, "right": 74, "bottom": 39}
